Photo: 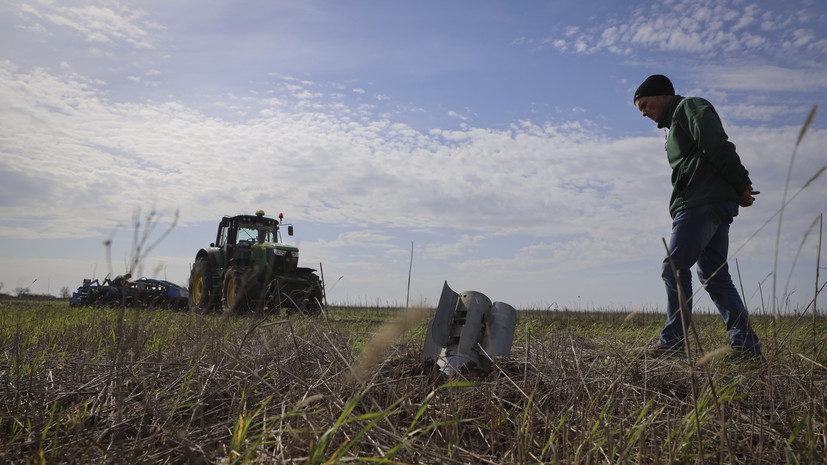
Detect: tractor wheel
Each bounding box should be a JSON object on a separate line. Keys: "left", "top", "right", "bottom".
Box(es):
{"left": 189, "top": 259, "right": 216, "bottom": 313}
{"left": 296, "top": 269, "right": 324, "bottom": 316}
{"left": 223, "top": 267, "right": 258, "bottom": 315}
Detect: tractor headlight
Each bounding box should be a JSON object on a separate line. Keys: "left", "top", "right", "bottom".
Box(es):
{"left": 273, "top": 249, "right": 287, "bottom": 256}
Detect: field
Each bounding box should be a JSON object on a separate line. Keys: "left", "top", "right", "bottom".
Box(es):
{"left": 1, "top": 299, "right": 825, "bottom": 464}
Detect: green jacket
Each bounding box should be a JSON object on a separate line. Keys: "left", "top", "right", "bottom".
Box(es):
{"left": 658, "top": 96, "right": 751, "bottom": 218}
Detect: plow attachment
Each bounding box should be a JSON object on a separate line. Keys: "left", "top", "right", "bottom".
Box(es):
{"left": 70, "top": 274, "right": 189, "bottom": 309}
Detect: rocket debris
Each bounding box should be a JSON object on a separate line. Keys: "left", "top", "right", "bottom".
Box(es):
{"left": 423, "top": 281, "right": 517, "bottom": 374}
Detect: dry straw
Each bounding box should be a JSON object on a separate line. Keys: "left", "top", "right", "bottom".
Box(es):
{"left": 345, "top": 306, "right": 428, "bottom": 386}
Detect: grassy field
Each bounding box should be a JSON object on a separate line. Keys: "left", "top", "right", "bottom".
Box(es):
{"left": 1, "top": 299, "right": 825, "bottom": 464}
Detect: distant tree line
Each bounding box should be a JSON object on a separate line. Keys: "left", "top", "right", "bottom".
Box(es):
{"left": 0, "top": 282, "right": 71, "bottom": 300}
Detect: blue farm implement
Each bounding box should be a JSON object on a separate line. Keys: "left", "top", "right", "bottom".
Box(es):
{"left": 70, "top": 274, "right": 188, "bottom": 309}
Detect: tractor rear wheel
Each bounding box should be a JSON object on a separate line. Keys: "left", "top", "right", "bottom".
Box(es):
{"left": 189, "top": 259, "right": 216, "bottom": 313}
{"left": 296, "top": 269, "right": 324, "bottom": 316}
{"left": 223, "top": 267, "right": 258, "bottom": 315}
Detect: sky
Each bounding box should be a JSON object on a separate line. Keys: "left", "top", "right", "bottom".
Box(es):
{"left": 1, "top": 0, "right": 826, "bottom": 313}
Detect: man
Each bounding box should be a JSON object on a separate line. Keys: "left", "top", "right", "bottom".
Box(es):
{"left": 633, "top": 74, "right": 762, "bottom": 358}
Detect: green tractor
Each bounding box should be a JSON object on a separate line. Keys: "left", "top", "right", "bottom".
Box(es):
{"left": 188, "top": 210, "right": 323, "bottom": 315}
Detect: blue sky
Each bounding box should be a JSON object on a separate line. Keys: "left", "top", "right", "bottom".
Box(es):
{"left": 1, "top": 0, "right": 826, "bottom": 312}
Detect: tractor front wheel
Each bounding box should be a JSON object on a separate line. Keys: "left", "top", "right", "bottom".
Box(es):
{"left": 189, "top": 259, "right": 216, "bottom": 313}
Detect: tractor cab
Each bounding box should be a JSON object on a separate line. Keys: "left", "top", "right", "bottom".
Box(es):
{"left": 211, "top": 210, "right": 294, "bottom": 268}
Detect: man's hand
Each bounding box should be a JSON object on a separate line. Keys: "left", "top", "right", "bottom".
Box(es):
{"left": 739, "top": 185, "right": 759, "bottom": 207}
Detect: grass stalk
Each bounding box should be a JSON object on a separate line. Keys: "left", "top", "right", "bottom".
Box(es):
{"left": 774, "top": 105, "right": 819, "bottom": 317}
{"left": 662, "top": 238, "right": 705, "bottom": 459}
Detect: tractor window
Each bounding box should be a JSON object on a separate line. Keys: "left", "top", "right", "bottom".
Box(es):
{"left": 237, "top": 223, "right": 276, "bottom": 244}
{"left": 217, "top": 226, "right": 229, "bottom": 247}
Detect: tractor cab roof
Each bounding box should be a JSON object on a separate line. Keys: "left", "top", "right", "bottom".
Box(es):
{"left": 222, "top": 211, "right": 281, "bottom": 226}
{"left": 225, "top": 214, "right": 278, "bottom": 224}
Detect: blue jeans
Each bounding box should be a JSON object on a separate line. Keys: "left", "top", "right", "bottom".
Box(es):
{"left": 659, "top": 202, "right": 762, "bottom": 353}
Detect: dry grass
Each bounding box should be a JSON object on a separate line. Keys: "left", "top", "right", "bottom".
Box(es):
{"left": 1, "top": 300, "right": 825, "bottom": 464}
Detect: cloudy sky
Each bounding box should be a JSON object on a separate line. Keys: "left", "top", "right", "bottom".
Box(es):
{"left": 1, "top": 0, "right": 826, "bottom": 312}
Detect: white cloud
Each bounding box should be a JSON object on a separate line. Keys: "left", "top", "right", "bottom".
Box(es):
{"left": 731, "top": 6, "right": 757, "bottom": 31}
{"left": 552, "top": 39, "right": 567, "bottom": 52}
{"left": 17, "top": 0, "right": 163, "bottom": 50}
{"left": 696, "top": 64, "right": 827, "bottom": 92}
{"left": 598, "top": 26, "right": 620, "bottom": 48}
{"left": 791, "top": 29, "right": 814, "bottom": 47}
{"left": 422, "top": 235, "right": 485, "bottom": 260}
{"left": 7, "top": 62, "right": 822, "bottom": 253}
{"left": 446, "top": 110, "right": 468, "bottom": 121}
{"left": 0, "top": 63, "right": 679, "bottom": 249}
{"left": 322, "top": 232, "right": 396, "bottom": 248}
{"left": 718, "top": 103, "right": 804, "bottom": 122}
{"left": 539, "top": 0, "right": 826, "bottom": 59}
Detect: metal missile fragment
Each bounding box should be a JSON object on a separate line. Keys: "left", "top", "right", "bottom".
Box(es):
{"left": 423, "top": 281, "right": 517, "bottom": 374}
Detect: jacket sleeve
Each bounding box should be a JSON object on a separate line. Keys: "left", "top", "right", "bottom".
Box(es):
{"left": 675, "top": 98, "right": 752, "bottom": 194}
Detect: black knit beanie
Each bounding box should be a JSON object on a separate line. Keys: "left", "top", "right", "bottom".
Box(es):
{"left": 634, "top": 75, "right": 675, "bottom": 102}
